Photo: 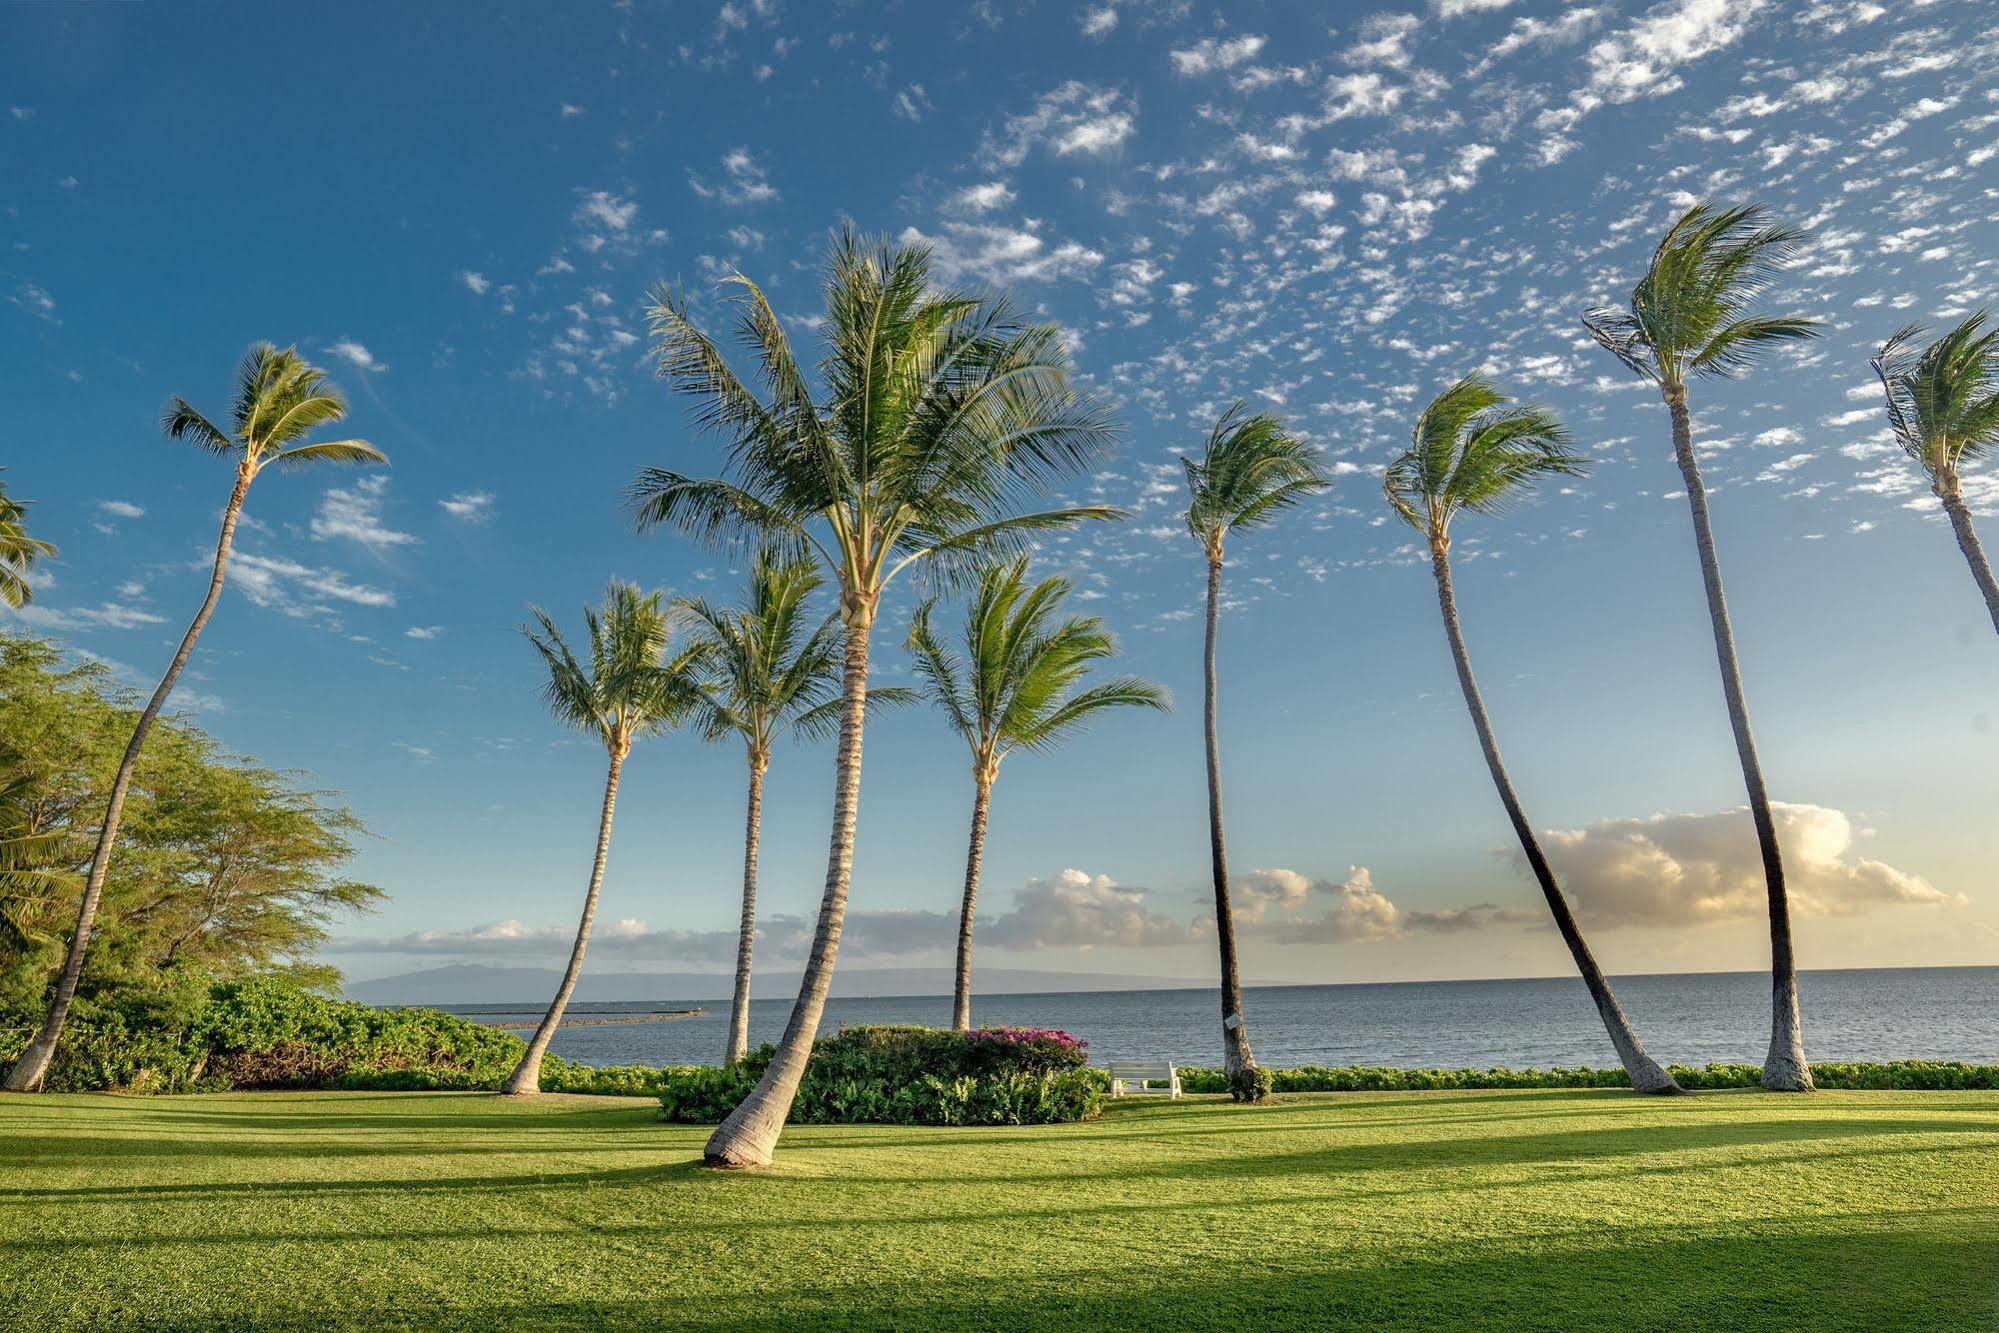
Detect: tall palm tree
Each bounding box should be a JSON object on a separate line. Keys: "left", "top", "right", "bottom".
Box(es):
{"left": 677, "top": 547, "right": 913, "bottom": 1065}
{"left": 5, "top": 345, "right": 384, "bottom": 1092}
{"left": 1385, "top": 375, "right": 1681, "bottom": 1094}
{"left": 907, "top": 557, "right": 1168, "bottom": 1032}
{"left": 631, "top": 227, "right": 1120, "bottom": 1167}
{"left": 1182, "top": 404, "right": 1330, "bottom": 1093}
{"left": 0, "top": 469, "right": 58, "bottom": 608}
{"left": 502, "top": 582, "right": 708, "bottom": 1095}
{"left": 1584, "top": 202, "right": 1821, "bottom": 1092}
{"left": 1871, "top": 311, "right": 1999, "bottom": 634}
{"left": 0, "top": 765, "right": 74, "bottom": 956}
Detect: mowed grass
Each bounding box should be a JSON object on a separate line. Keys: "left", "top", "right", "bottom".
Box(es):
{"left": 2, "top": 1089, "right": 1996, "bottom": 1330}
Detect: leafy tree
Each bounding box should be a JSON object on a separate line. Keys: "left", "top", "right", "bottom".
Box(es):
{"left": 906, "top": 557, "right": 1167, "bottom": 1031}
{"left": 1583, "top": 202, "right": 1821, "bottom": 1092}
{"left": 502, "top": 582, "right": 708, "bottom": 1095}
{"left": 632, "top": 227, "right": 1119, "bottom": 1166}
{"left": 0, "top": 469, "right": 57, "bottom": 609}
{"left": 1182, "top": 405, "right": 1330, "bottom": 1094}
{"left": 7, "top": 346, "right": 386, "bottom": 1092}
{"left": 1384, "top": 375, "right": 1680, "bottom": 1094}
{"left": 1871, "top": 311, "right": 1999, "bottom": 634}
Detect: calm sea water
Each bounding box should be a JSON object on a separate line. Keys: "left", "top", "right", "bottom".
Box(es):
{"left": 451, "top": 966, "right": 1999, "bottom": 1071}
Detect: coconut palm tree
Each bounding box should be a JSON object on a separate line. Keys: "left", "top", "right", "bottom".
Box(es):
{"left": 0, "top": 470, "right": 57, "bottom": 609}
{"left": 630, "top": 227, "right": 1120, "bottom": 1166}
{"left": 677, "top": 548, "right": 915, "bottom": 1065}
{"left": 502, "top": 582, "right": 708, "bottom": 1095}
{"left": 907, "top": 557, "right": 1168, "bottom": 1032}
{"left": 1182, "top": 404, "right": 1330, "bottom": 1094}
{"left": 5, "top": 345, "right": 384, "bottom": 1092}
{"left": 1385, "top": 375, "right": 1681, "bottom": 1094}
{"left": 1583, "top": 202, "right": 1821, "bottom": 1092}
{"left": 1871, "top": 311, "right": 1999, "bottom": 634}
{"left": 0, "top": 764, "right": 74, "bottom": 956}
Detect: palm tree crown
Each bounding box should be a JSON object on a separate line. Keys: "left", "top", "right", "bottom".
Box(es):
{"left": 1872, "top": 310, "right": 1999, "bottom": 493}
{"left": 1384, "top": 374, "right": 1586, "bottom": 545}
{"left": 631, "top": 227, "right": 1123, "bottom": 617}
{"left": 1183, "top": 404, "right": 1331, "bottom": 560}
{"left": 907, "top": 557, "right": 1168, "bottom": 779}
{"left": 0, "top": 471, "right": 57, "bottom": 609}
{"left": 162, "top": 343, "right": 385, "bottom": 473}
{"left": 1582, "top": 202, "right": 1820, "bottom": 389}
{"left": 677, "top": 548, "right": 846, "bottom": 759}
{"left": 522, "top": 581, "right": 709, "bottom": 757}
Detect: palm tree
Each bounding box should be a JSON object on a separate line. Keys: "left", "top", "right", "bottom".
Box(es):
{"left": 1182, "top": 404, "right": 1330, "bottom": 1093}
{"left": 907, "top": 557, "right": 1168, "bottom": 1032}
{"left": 0, "top": 764, "right": 74, "bottom": 956}
{"left": 502, "top": 581, "right": 708, "bottom": 1095}
{"left": 1871, "top": 311, "right": 1999, "bottom": 634}
{"left": 1385, "top": 375, "right": 1681, "bottom": 1094}
{"left": 677, "top": 548, "right": 914, "bottom": 1065}
{"left": 5, "top": 345, "right": 384, "bottom": 1092}
{"left": 0, "top": 469, "right": 57, "bottom": 609}
{"left": 631, "top": 226, "right": 1120, "bottom": 1167}
{"left": 1584, "top": 202, "right": 1821, "bottom": 1092}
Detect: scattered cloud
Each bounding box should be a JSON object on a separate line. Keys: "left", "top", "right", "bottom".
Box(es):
{"left": 1170, "top": 35, "right": 1266, "bottom": 77}
{"left": 98, "top": 500, "right": 145, "bottom": 520}
{"left": 310, "top": 475, "right": 417, "bottom": 552}
{"left": 984, "top": 869, "right": 1192, "bottom": 950}
{"left": 326, "top": 340, "right": 386, "bottom": 373}
{"left": 460, "top": 271, "right": 491, "bottom": 295}
{"left": 980, "top": 82, "right": 1135, "bottom": 168}
{"left": 439, "top": 491, "right": 494, "bottom": 523}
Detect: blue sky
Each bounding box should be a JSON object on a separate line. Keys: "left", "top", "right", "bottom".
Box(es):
{"left": 5, "top": 0, "right": 1996, "bottom": 990}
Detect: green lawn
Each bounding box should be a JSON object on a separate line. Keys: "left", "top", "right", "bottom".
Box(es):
{"left": 3, "top": 1089, "right": 1995, "bottom": 1330}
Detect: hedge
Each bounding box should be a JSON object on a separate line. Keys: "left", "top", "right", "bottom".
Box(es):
{"left": 1170, "top": 1061, "right": 1999, "bottom": 1094}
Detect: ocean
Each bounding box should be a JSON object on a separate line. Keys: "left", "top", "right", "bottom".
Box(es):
{"left": 448, "top": 965, "right": 1999, "bottom": 1071}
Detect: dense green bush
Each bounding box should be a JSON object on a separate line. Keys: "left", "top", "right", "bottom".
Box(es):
{"left": 655, "top": 1025, "right": 1107, "bottom": 1126}
{"left": 0, "top": 975, "right": 665, "bottom": 1095}
{"left": 1172, "top": 1061, "right": 1999, "bottom": 1094}
{"left": 1228, "top": 1064, "right": 1275, "bottom": 1103}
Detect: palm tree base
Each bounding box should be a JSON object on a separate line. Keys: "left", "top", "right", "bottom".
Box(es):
{"left": 1759, "top": 1060, "right": 1814, "bottom": 1093}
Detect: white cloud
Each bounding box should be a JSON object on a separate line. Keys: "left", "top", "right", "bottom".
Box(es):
{"left": 1234, "top": 867, "right": 1533, "bottom": 942}
{"left": 5, "top": 600, "right": 165, "bottom": 632}
{"left": 981, "top": 83, "right": 1136, "bottom": 168}
{"left": 1540, "top": 803, "right": 1964, "bottom": 928}
{"left": 892, "top": 84, "right": 931, "bottom": 121}
{"left": 311, "top": 474, "right": 417, "bottom": 551}
{"left": 692, "top": 148, "right": 779, "bottom": 205}
{"left": 902, "top": 221, "right": 1104, "bottom": 287}
{"left": 327, "top": 340, "right": 385, "bottom": 373}
{"left": 574, "top": 190, "right": 639, "bottom": 232}
{"left": 460, "top": 271, "right": 491, "bottom": 295}
{"left": 1583, "top": 0, "right": 1769, "bottom": 103}
{"left": 948, "top": 181, "right": 1017, "bottom": 214}
{"left": 229, "top": 551, "right": 396, "bottom": 615}
{"left": 1170, "top": 34, "right": 1266, "bottom": 77}
{"left": 984, "top": 869, "right": 1191, "bottom": 950}
{"left": 1081, "top": 6, "right": 1117, "bottom": 38}
{"left": 404, "top": 625, "right": 445, "bottom": 640}
{"left": 98, "top": 500, "right": 145, "bottom": 519}
{"left": 439, "top": 490, "right": 495, "bottom": 523}
{"left": 1435, "top": 0, "right": 1512, "bottom": 16}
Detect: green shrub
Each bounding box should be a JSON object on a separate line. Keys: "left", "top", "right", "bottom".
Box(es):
{"left": 1171, "top": 1061, "right": 1999, "bottom": 1094}
{"left": 655, "top": 1025, "right": 1107, "bottom": 1126}
{"left": 1229, "top": 1065, "right": 1275, "bottom": 1103}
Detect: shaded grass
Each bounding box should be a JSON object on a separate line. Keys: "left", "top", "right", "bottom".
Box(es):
{"left": 2, "top": 1089, "right": 1995, "bottom": 1330}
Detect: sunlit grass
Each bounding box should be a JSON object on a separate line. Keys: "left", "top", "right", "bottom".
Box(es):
{"left": 3, "top": 1088, "right": 1995, "bottom": 1329}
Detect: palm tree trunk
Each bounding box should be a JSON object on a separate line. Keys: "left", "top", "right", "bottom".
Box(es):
{"left": 705, "top": 604, "right": 872, "bottom": 1167}
{"left": 5, "top": 464, "right": 253, "bottom": 1093}
{"left": 1665, "top": 386, "right": 1811, "bottom": 1092}
{"left": 1938, "top": 481, "right": 1999, "bottom": 636}
{"left": 952, "top": 767, "right": 994, "bottom": 1033}
{"left": 1429, "top": 544, "right": 1680, "bottom": 1094}
{"left": 1203, "top": 555, "right": 1255, "bottom": 1080}
{"left": 503, "top": 746, "right": 625, "bottom": 1095}
{"left": 725, "top": 752, "right": 767, "bottom": 1066}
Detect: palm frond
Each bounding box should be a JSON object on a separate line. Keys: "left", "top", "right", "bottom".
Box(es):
{"left": 1184, "top": 403, "right": 1331, "bottom": 552}
{"left": 264, "top": 440, "right": 387, "bottom": 470}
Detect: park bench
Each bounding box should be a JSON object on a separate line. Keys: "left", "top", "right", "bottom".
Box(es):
{"left": 1108, "top": 1060, "right": 1180, "bottom": 1099}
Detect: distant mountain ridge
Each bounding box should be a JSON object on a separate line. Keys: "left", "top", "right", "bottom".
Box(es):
{"left": 344, "top": 963, "right": 1210, "bottom": 1007}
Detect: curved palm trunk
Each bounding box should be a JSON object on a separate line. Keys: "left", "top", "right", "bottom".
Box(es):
{"left": 952, "top": 768, "right": 994, "bottom": 1032}
{"left": 724, "top": 753, "right": 768, "bottom": 1066}
{"left": 1938, "top": 481, "right": 1999, "bottom": 636}
{"left": 5, "top": 464, "right": 253, "bottom": 1093}
{"left": 503, "top": 747, "right": 625, "bottom": 1095}
{"left": 1203, "top": 556, "right": 1255, "bottom": 1079}
{"left": 705, "top": 606, "right": 872, "bottom": 1167}
{"left": 1665, "top": 387, "right": 1811, "bottom": 1092}
{"left": 1429, "top": 545, "right": 1681, "bottom": 1094}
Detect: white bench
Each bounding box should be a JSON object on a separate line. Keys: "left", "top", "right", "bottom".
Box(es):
{"left": 1109, "top": 1060, "right": 1180, "bottom": 1099}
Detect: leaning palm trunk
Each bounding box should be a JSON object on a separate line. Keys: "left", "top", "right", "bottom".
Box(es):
{"left": 952, "top": 769, "right": 994, "bottom": 1032}
{"left": 724, "top": 755, "right": 767, "bottom": 1065}
{"left": 503, "top": 749, "right": 626, "bottom": 1095}
{"left": 5, "top": 464, "right": 252, "bottom": 1092}
{"left": 706, "top": 609, "right": 871, "bottom": 1167}
{"left": 1203, "top": 557, "right": 1256, "bottom": 1079}
{"left": 1938, "top": 481, "right": 1999, "bottom": 635}
{"left": 1665, "top": 388, "right": 1810, "bottom": 1092}
{"left": 1429, "top": 546, "right": 1681, "bottom": 1094}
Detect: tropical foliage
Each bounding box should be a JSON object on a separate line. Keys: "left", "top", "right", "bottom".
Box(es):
{"left": 0, "top": 470, "right": 56, "bottom": 609}
{"left": 907, "top": 557, "right": 1167, "bottom": 1031}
